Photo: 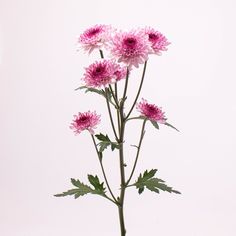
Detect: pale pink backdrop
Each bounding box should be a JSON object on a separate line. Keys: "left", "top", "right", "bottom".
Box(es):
{"left": 0, "top": 0, "right": 236, "bottom": 235}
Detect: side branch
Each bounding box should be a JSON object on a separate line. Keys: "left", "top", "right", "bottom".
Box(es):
{"left": 126, "top": 119, "right": 147, "bottom": 185}
{"left": 126, "top": 61, "right": 147, "bottom": 119}
{"left": 91, "top": 135, "right": 118, "bottom": 204}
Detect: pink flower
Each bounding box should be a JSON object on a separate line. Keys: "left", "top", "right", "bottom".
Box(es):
{"left": 109, "top": 29, "right": 151, "bottom": 68}
{"left": 137, "top": 99, "right": 166, "bottom": 123}
{"left": 78, "top": 25, "right": 112, "bottom": 54}
{"left": 70, "top": 111, "right": 101, "bottom": 134}
{"left": 82, "top": 59, "right": 126, "bottom": 88}
{"left": 144, "top": 27, "right": 170, "bottom": 55}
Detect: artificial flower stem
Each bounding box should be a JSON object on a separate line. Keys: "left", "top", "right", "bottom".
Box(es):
{"left": 91, "top": 134, "right": 118, "bottom": 204}
{"left": 126, "top": 119, "right": 147, "bottom": 186}
{"left": 105, "top": 88, "right": 119, "bottom": 141}
{"left": 126, "top": 61, "right": 147, "bottom": 119}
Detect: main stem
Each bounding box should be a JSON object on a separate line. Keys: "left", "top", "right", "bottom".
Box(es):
{"left": 118, "top": 111, "right": 126, "bottom": 236}
{"left": 117, "top": 70, "right": 129, "bottom": 236}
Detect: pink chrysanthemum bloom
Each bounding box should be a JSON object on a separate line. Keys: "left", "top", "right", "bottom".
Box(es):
{"left": 82, "top": 59, "right": 126, "bottom": 88}
{"left": 137, "top": 99, "right": 166, "bottom": 123}
{"left": 144, "top": 27, "right": 170, "bottom": 55}
{"left": 70, "top": 111, "right": 101, "bottom": 135}
{"left": 78, "top": 24, "right": 112, "bottom": 54}
{"left": 109, "top": 29, "right": 151, "bottom": 68}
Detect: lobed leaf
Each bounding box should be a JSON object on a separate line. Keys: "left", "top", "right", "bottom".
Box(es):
{"left": 134, "top": 170, "right": 181, "bottom": 195}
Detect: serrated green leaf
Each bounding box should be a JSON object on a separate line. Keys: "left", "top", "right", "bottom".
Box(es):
{"left": 77, "top": 86, "right": 115, "bottom": 106}
{"left": 111, "top": 142, "right": 120, "bottom": 151}
{"left": 54, "top": 180, "right": 93, "bottom": 198}
{"left": 134, "top": 170, "right": 181, "bottom": 195}
{"left": 150, "top": 120, "right": 159, "bottom": 129}
{"left": 95, "top": 133, "right": 119, "bottom": 153}
{"left": 54, "top": 175, "right": 107, "bottom": 199}
{"left": 164, "top": 122, "right": 179, "bottom": 132}
{"left": 98, "top": 142, "right": 110, "bottom": 152}
{"left": 88, "top": 174, "right": 106, "bottom": 193}
{"left": 95, "top": 133, "right": 110, "bottom": 142}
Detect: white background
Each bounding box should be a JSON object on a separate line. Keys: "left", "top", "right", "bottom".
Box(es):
{"left": 1, "top": 0, "right": 236, "bottom": 235}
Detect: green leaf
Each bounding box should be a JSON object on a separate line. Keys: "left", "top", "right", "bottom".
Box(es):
{"left": 88, "top": 175, "right": 106, "bottom": 194}
{"left": 95, "top": 133, "right": 120, "bottom": 153}
{"left": 54, "top": 176, "right": 107, "bottom": 199}
{"left": 134, "top": 170, "right": 181, "bottom": 195}
{"left": 164, "top": 122, "right": 179, "bottom": 132}
{"left": 150, "top": 120, "right": 159, "bottom": 129}
{"left": 54, "top": 179, "right": 93, "bottom": 198}
{"left": 95, "top": 133, "right": 110, "bottom": 142}
{"left": 77, "top": 86, "right": 115, "bottom": 106}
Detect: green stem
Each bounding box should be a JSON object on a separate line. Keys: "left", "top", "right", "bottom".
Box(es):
{"left": 91, "top": 135, "right": 118, "bottom": 204}
{"left": 126, "top": 61, "right": 147, "bottom": 119}
{"left": 117, "top": 97, "right": 127, "bottom": 236}
{"left": 121, "top": 68, "right": 129, "bottom": 108}
{"left": 99, "top": 49, "right": 104, "bottom": 59}
{"left": 126, "top": 119, "right": 147, "bottom": 186}
{"left": 109, "top": 84, "right": 119, "bottom": 109}
{"left": 105, "top": 88, "right": 119, "bottom": 141}
{"left": 115, "top": 83, "right": 121, "bottom": 136}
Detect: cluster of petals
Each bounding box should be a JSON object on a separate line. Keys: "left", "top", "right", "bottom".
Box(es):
{"left": 137, "top": 99, "right": 166, "bottom": 123}
{"left": 109, "top": 29, "right": 151, "bottom": 68}
{"left": 82, "top": 59, "right": 127, "bottom": 88}
{"left": 144, "top": 27, "right": 170, "bottom": 55}
{"left": 78, "top": 24, "right": 112, "bottom": 54}
{"left": 70, "top": 111, "right": 101, "bottom": 135}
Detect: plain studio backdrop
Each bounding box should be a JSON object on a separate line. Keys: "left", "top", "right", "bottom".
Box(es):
{"left": 0, "top": 0, "right": 236, "bottom": 235}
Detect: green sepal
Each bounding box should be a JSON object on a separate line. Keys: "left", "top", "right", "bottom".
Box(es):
{"left": 164, "top": 122, "right": 179, "bottom": 132}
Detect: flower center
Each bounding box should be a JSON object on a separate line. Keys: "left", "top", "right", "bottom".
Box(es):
{"left": 148, "top": 33, "right": 159, "bottom": 41}
{"left": 77, "top": 116, "right": 88, "bottom": 124}
{"left": 93, "top": 65, "right": 105, "bottom": 76}
{"left": 124, "top": 37, "right": 137, "bottom": 48}
{"left": 87, "top": 28, "right": 100, "bottom": 37}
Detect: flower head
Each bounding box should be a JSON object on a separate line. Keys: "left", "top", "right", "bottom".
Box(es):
{"left": 70, "top": 111, "right": 101, "bottom": 134}
{"left": 109, "top": 29, "right": 151, "bottom": 68}
{"left": 144, "top": 27, "right": 170, "bottom": 55}
{"left": 82, "top": 59, "right": 126, "bottom": 88}
{"left": 78, "top": 24, "right": 112, "bottom": 54}
{"left": 137, "top": 99, "right": 166, "bottom": 123}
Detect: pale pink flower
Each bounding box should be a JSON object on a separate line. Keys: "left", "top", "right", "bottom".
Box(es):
{"left": 78, "top": 25, "right": 112, "bottom": 54}
{"left": 144, "top": 27, "right": 170, "bottom": 55}
{"left": 82, "top": 59, "right": 126, "bottom": 88}
{"left": 137, "top": 99, "right": 166, "bottom": 123}
{"left": 70, "top": 111, "right": 101, "bottom": 134}
{"left": 109, "top": 29, "right": 151, "bottom": 68}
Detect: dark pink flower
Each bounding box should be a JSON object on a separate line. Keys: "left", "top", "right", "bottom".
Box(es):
{"left": 109, "top": 29, "right": 151, "bottom": 68}
{"left": 144, "top": 27, "right": 170, "bottom": 55}
{"left": 70, "top": 111, "right": 101, "bottom": 134}
{"left": 78, "top": 25, "right": 112, "bottom": 54}
{"left": 82, "top": 60, "right": 126, "bottom": 88}
{"left": 137, "top": 99, "right": 166, "bottom": 123}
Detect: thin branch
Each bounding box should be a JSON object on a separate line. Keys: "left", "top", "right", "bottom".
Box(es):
{"left": 91, "top": 135, "right": 118, "bottom": 204}
{"left": 99, "top": 49, "right": 104, "bottom": 59}
{"left": 126, "top": 119, "right": 147, "bottom": 185}
{"left": 109, "top": 84, "right": 119, "bottom": 109}
{"left": 105, "top": 88, "right": 119, "bottom": 141}
{"left": 126, "top": 61, "right": 147, "bottom": 119}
